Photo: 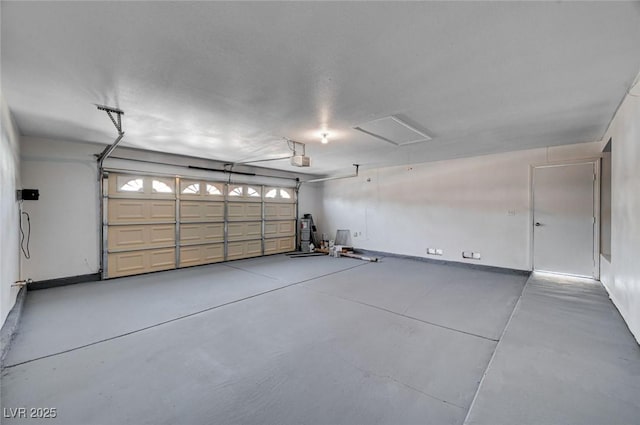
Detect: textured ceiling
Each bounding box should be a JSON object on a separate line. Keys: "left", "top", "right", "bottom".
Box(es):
{"left": 2, "top": 1, "right": 640, "bottom": 174}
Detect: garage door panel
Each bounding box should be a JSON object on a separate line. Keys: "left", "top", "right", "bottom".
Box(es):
{"left": 265, "top": 203, "right": 295, "bottom": 219}
{"left": 264, "top": 239, "right": 278, "bottom": 255}
{"left": 179, "top": 246, "right": 200, "bottom": 266}
{"left": 108, "top": 224, "right": 175, "bottom": 250}
{"left": 108, "top": 248, "right": 176, "bottom": 278}
{"left": 265, "top": 236, "right": 295, "bottom": 254}
{"left": 264, "top": 187, "right": 295, "bottom": 202}
{"left": 109, "top": 175, "right": 145, "bottom": 197}
{"left": 108, "top": 227, "right": 145, "bottom": 250}
{"left": 227, "top": 240, "right": 262, "bottom": 260}
{"left": 245, "top": 222, "right": 262, "bottom": 239}
{"left": 110, "top": 201, "right": 145, "bottom": 221}
{"left": 180, "top": 201, "right": 224, "bottom": 222}
{"left": 149, "top": 225, "right": 175, "bottom": 245}
{"left": 109, "top": 199, "right": 175, "bottom": 224}
{"left": 264, "top": 222, "right": 277, "bottom": 237}
{"left": 228, "top": 221, "right": 262, "bottom": 241}
{"left": 149, "top": 202, "right": 175, "bottom": 220}
{"left": 203, "top": 202, "right": 225, "bottom": 220}
{"left": 180, "top": 223, "right": 224, "bottom": 245}
{"left": 278, "top": 220, "right": 295, "bottom": 235}
{"left": 179, "top": 180, "right": 225, "bottom": 201}
{"left": 203, "top": 244, "right": 224, "bottom": 262}
{"left": 264, "top": 187, "right": 295, "bottom": 203}
{"left": 265, "top": 220, "right": 295, "bottom": 237}
{"left": 179, "top": 243, "right": 224, "bottom": 267}
{"left": 227, "top": 203, "right": 242, "bottom": 219}
{"left": 149, "top": 248, "right": 176, "bottom": 271}
{"left": 180, "top": 202, "right": 201, "bottom": 220}
{"left": 108, "top": 251, "right": 145, "bottom": 277}
{"left": 228, "top": 184, "right": 262, "bottom": 201}
{"left": 108, "top": 174, "right": 175, "bottom": 199}
{"left": 228, "top": 202, "right": 262, "bottom": 221}
{"left": 277, "top": 237, "right": 294, "bottom": 252}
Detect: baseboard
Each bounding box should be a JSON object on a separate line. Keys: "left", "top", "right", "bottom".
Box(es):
{"left": 356, "top": 249, "right": 531, "bottom": 276}
{"left": 28, "top": 273, "right": 101, "bottom": 290}
{"left": 1, "top": 287, "right": 27, "bottom": 367}
{"left": 600, "top": 276, "right": 640, "bottom": 346}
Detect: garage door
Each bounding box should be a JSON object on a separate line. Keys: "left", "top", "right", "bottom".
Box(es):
{"left": 106, "top": 174, "right": 177, "bottom": 278}
{"left": 178, "top": 179, "right": 225, "bottom": 268}
{"left": 104, "top": 172, "right": 297, "bottom": 278}
{"left": 263, "top": 187, "right": 296, "bottom": 255}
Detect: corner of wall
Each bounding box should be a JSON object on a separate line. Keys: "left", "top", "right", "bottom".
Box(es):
{"left": 600, "top": 88, "right": 640, "bottom": 345}
{"left": 0, "top": 96, "right": 22, "bottom": 327}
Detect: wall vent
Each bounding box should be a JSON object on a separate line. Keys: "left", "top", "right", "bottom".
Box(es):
{"left": 354, "top": 115, "right": 432, "bottom": 146}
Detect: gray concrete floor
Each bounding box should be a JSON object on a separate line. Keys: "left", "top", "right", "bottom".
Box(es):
{"left": 1, "top": 255, "right": 638, "bottom": 424}
{"left": 464, "top": 272, "right": 640, "bottom": 425}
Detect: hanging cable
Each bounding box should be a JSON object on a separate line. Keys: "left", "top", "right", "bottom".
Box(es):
{"left": 19, "top": 204, "right": 31, "bottom": 259}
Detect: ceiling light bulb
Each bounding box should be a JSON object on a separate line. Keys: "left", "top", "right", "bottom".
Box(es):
{"left": 321, "top": 133, "right": 329, "bottom": 144}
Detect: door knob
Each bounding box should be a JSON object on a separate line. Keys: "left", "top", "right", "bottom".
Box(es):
{"left": 535, "top": 222, "right": 542, "bottom": 227}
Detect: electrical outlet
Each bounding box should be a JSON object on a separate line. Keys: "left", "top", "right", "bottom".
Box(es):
{"left": 462, "top": 251, "right": 481, "bottom": 260}
{"left": 508, "top": 209, "right": 516, "bottom": 216}
{"left": 426, "top": 248, "right": 436, "bottom": 255}
{"left": 435, "top": 248, "right": 443, "bottom": 255}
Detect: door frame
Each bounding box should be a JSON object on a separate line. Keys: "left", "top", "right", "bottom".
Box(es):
{"left": 529, "top": 158, "right": 601, "bottom": 279}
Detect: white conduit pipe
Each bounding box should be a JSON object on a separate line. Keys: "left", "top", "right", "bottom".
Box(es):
{"left": 304, "top": 164, "right": 359, "bottom": 183}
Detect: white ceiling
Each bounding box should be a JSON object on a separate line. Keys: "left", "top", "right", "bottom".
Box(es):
{"left": 2, "top": 1, "right": 640, "bottom": 174}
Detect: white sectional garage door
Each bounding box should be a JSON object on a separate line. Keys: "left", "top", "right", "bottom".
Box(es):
{"left": 104, "top": 172, "right": 296, "bottom": 278}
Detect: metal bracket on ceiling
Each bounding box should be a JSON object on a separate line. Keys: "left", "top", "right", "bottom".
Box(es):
{"left": 96, "top": 104, "right": 124, "bottom": 133}
{"left": 96, "top": 104, "right": 125, "bottom": 168}
{"left": 285, "top": 138, "right": 306, "bottom": 156}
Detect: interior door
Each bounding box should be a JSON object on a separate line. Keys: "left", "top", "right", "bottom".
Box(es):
{"left": 533, "top": 162, "right": 596, "bottom": 277}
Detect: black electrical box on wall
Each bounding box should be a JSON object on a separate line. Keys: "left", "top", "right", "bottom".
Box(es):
{"left": 17, "top": 189, "right": 39, "bottom": 201}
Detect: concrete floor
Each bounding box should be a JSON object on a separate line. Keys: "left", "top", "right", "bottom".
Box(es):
{"left": 465, "top": 272, "right": 640, "bottom": 425}
{"left": 1, "top": 255, "right": 639, "bottom": 424}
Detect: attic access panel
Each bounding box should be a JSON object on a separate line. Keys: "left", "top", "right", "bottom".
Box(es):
{"left": 354, "top": 116, "right": 432, "bottom": 146}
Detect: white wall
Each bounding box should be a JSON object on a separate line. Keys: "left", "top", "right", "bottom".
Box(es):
{"left": 20, "top": 137, "right": 321, "bottom": 282}
{"left": 600, "top": 91, "right": 640, "bottom": 343}
{"left": 0, "top": 96, "right": 22, "bottom": 326}
{"left": 320, "top": 141, "right": 603, "bottom": 271}
{"left": 600, "top": 149, "right": 612, "bottom": 258}
{"left": 20, "top": 137, "right": 101, "bottom": 281}
{"left": 297, "top": 182, "right": 324, "bottom": 233}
